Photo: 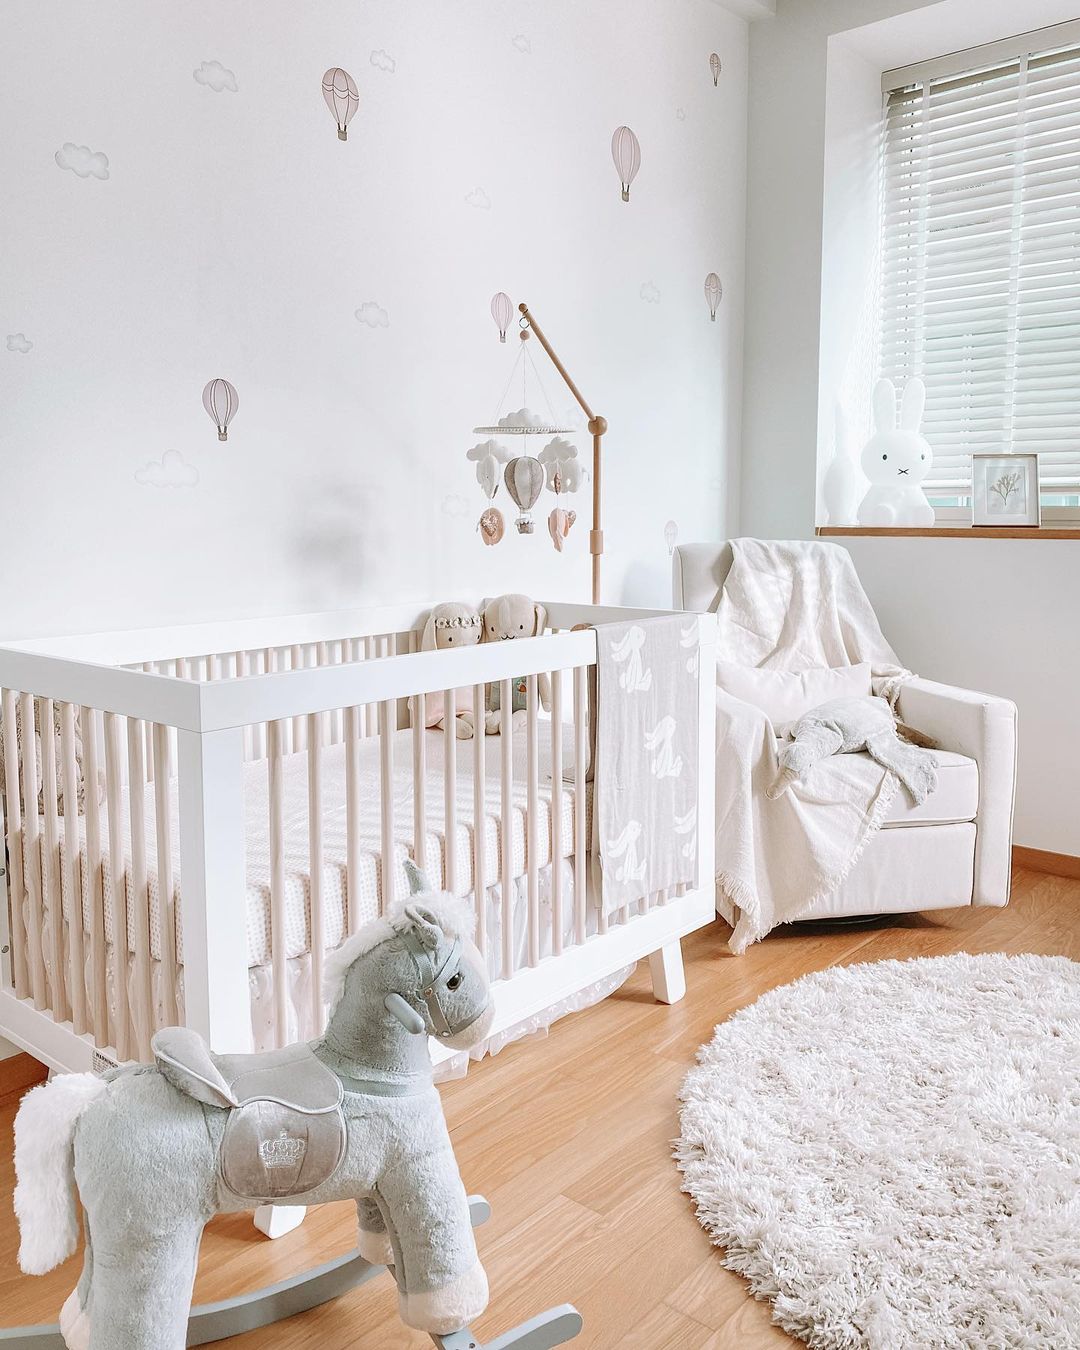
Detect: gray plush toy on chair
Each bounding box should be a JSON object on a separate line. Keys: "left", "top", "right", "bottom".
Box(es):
{"left": 768, "top": 695, "right": 938, "bottom": 805}
{"left": 14, "top": 863, "right": 494, "bottom": 1350}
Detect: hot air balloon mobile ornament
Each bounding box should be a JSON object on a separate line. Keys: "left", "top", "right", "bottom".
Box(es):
{"left": 202, "top": 378, "right": 238, "bottom": 442}
{"left": 322, "top": 67, "right": 359, "bottom": 140}
{"left": 705, "top": 272, "right": 723, "bottom": 322}
{"left": 710, "top": 52, "right": 721, "bottom": 86}
{"left": 611, "top": 126, "right": 641, "bottom": 202}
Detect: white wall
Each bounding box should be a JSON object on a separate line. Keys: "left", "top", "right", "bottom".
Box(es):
{"left": 0, "top": 0, "right": 748, "bottom": 639}
{"left": 740, "top": 0, "right": 1080, "bottom": 856}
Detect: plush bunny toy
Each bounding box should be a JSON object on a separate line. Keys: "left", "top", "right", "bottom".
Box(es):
{"left": 856, "top": 377, "right": 935, "bottom": 527}
{"left": 480, "top": 593, "right": 550, "bottom": 734}
{"left": 415, "top": 602, "right": 483, "bottom": 738}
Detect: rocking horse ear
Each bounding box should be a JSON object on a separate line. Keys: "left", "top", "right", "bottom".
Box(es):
{"left": 403, "top": 858, "right": 432, "bottom": 897}
{"left": 404, "top": 904, "right": 443, "bottom": 950}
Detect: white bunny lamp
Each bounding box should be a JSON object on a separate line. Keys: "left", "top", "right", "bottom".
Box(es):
{"left": 857, "top": 377, "right": 935, "bottom": 527}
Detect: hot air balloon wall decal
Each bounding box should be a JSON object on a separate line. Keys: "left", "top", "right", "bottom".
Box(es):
{"left": 469, "top": 300, "right": 609, "bottom": 602}
{"left": 705, "top": 273, "right": 723, "bottom": 322}
{"left": 322, "top": 67, "right": 359, "bottom": 140}
{"left": 490, "top": 292, "right": 513, "bottom": 343}
{"left": 710, "top": 52, "right": 722, "bottom": 86}
{"left": 611, "top": 126, "right": 640, "bottom": 202}
{"left": 202, "top": 378, "right": 238, "bottom": 441}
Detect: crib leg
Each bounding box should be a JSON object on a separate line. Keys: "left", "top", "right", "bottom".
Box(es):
{"left": 647, "top": 940, "right": 686, "bottom": 1005}
{"left": 254, "top": 1204, "right": 307, "bottom": 1239}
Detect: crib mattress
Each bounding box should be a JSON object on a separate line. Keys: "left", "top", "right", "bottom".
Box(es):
{"left": 35, "top": 725, "right": 589, "bottom": 967}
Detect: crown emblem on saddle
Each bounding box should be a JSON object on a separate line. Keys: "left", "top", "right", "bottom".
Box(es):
{"left": 258, "top": 1129, "right": 307, "bottom": 1170}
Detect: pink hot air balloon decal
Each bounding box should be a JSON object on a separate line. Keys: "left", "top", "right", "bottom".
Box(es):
{"left": 710, "top": 53, "right": 721, "bottom": 86}
{"left": 322, "top": 67, "right": 359, "bottom": 141}
{"left": 490, "top": 291, "right": 513, "bottom": 343}
{"left": 504, "top": 455, "right": 545, "bottom": 534}
{"left": 705, "top": 272, "right": 723, "bottom": 321}
{"left": 611, "top": 126, "right": 640, "bottom": 202}
{"left": 202, "top": 378, "right": 238, "bottom": 441}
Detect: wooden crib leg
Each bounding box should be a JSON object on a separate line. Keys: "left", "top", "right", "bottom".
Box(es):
{"left": 254, "top": 1204, "right": 307, "bottom": 1239}
{"left": 647, "top": 940, "right": 686, "bottom": 1005}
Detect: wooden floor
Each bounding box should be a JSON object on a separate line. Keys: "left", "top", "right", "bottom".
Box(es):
{"left": 2, "top": 867, "right": 1077, "bottom": 1348}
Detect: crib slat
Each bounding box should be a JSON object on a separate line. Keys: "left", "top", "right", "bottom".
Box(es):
{"left": 550, "top": 670, "right": 564, "bottom": 959}
{"left": 2, "top": 689, "right": 29, "bottom": 999}
{"left": 82, "top": 708, "right": 109, "bottom": 1044}
{"left": 103, "top": 714, "right": 132, "bottom": 1059}
{"left": 152, "top": 721, "right": 180, "bottom": 1026}
{"left": 573, "top": 667, "right": 588, "bottom": 947}
{"left": 379, "top": 700, "right": 395, "bottom": 913}
{"left": 59, "top": 703, "right": 87, "bottom": 1033}
{"left": 19, "top": 694, "right": 46, "bottom": 1006}
{"left": 500, "top": 678, "right": 513, "bottom": 980}
{"left": 526, "top": 676, "right": 539, "bottom": 967}
{"left": 127, "top": 717, "right": 153, "bottom": 1057}
{"left": 344, "top": 704, "right": 362, "bottom": 935}
{"left": 39, "top": 700, "right": 67, "bottom": 1020}
{"left": 412, "top": 693, "right": 427, "bottom": 877}
{"left": 268, "top": 719, "right": 288, "bottom": 1048}
{"left": 307, "top": 712, "right": 325, "bottom": 1035}
{"left": 472, "top": 682, "right": 487, "bottom": 957}
{"left": 443, "top": 688, "right": 457, "bottom": 895}
{"left": 363, "top": 637, "right": 375, "bottom": 738}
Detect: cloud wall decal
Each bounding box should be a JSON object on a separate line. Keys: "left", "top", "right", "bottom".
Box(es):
{"left": 194, "top": 60, "right": 238, "bottom": 92}
{"left": 136, "top": 450, "right": 199, "bottom": 488}
{"left": 355, "top": 301, "right": 389, "bottom": 328}
{"left": 6, "top": 334, "right": 32, "bottom": 353}
{"left": 55, "top": 143, "right": 109, "bottom": 180}
{"left": 639, "top": 281, "right": 661, "bottom": 304}
{"left": 370, "top": 49, "right": 396, "bottom": 73}
{"left": 512, "top": 35, "right": 532, "bottom": 54}
{"left": 465, "top": 186, "right": 491, "bottom": 210}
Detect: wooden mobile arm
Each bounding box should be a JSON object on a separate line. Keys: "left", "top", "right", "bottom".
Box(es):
{"left": 518, "top": 302, "right": 607, "bottom": 605}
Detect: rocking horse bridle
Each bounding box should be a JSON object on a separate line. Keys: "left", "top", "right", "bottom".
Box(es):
{"left": 399, "top": 928, "right": 482, "bottom": 1039}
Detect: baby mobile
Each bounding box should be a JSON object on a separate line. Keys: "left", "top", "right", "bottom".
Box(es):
{"left": 466, "top": 298, "right": 588, "bottom": 554}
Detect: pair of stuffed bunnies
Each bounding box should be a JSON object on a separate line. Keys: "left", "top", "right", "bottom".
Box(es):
{"left": 416, "top": 594, "right": 549, "bottom": 738}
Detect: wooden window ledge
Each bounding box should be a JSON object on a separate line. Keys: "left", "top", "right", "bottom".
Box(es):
{"left": 817, "top": 526, "right": 1080, "bottom": 540}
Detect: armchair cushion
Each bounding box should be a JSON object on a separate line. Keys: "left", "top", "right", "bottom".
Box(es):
{"left": 896, "top": 678, "right": 1017, "bottom": 906}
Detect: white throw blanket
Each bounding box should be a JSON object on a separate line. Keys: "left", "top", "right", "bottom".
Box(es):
{"left": 714, "top": 539, "right": 911, "bottom": 952}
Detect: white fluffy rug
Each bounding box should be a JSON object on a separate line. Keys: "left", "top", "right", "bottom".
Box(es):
{"left": 677, "top": 953, "right": 1080, "bottom": 1349}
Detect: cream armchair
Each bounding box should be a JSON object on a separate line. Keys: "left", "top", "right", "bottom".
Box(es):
{"left": 674, "top": 542, "right": 1017, "bottom": 920}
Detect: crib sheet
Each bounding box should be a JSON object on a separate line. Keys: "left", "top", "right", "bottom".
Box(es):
{"left": 35, "top": 725, "right": 590, "bottom": 967}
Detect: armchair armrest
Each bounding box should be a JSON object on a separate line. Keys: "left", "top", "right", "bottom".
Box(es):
{"left": 896, "top": 677, "right": 1017, "bottom": 907}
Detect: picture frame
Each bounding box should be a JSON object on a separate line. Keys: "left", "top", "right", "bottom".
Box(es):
{"left": 971, "top": 452, "right": 1041, "bottom": 528}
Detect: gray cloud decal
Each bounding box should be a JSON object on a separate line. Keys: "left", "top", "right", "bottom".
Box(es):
{"left": 194, "top": 60, "right": 238, "bottom": 92}
{"left": 135, "top": 450, "right": 199, "bottom": 488}
{"left": 55, "top": 144, "right": 109, "bottom": 179}
{"left": 370, "top": 49, "right": 396, "bottom": 73}
{"left": 355, "top": 301, "right": 389, "bottom": 328}
{"left": 6, "top": 334, "right": 32, "bottom": 354}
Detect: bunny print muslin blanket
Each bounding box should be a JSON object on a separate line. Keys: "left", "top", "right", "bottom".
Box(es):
{"left": 594, "top": 616, "right": 700, "bottom": 914}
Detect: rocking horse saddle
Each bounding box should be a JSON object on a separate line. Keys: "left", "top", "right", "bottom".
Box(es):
{"left": 152, "top": 1028, "right": 347, "bottom": 1201}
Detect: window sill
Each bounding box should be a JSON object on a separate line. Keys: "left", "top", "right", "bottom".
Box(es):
{"left": 817, "top": 526, "right": 1080, "bottom": 540}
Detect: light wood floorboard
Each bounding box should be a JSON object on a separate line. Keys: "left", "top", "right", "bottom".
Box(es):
{"left": 2, "top": 867, "right": 1076, "bottom": 1347}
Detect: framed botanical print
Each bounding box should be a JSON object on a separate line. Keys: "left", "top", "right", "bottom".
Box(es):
{"left": 971, "top": 453, "right": 1041, "bottom": 527}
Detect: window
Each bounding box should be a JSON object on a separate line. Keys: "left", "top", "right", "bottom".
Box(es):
{"left": 880, "top": 30, "right": 1080, "bottom": 518}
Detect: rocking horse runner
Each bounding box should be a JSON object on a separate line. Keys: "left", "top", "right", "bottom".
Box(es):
{"left": 11, "top": 864, "right": 582, "bottom": 1350}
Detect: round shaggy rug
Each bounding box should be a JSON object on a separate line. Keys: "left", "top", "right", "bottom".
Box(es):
{"left": 677, "top": 953, "right": 1080, "bottom": 1349}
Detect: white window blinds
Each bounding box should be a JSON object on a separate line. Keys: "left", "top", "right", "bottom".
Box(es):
{"left": 880, "top": 39, "right": 1080, "bottom": 496}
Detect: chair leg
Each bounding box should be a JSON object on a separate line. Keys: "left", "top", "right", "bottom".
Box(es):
{"left": 648, "top": 940, "right": 685, "bottom": 1005}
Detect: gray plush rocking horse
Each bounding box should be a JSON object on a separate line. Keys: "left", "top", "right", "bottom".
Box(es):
{"left": 10, "top": 863, "right": 582, "bottom": 1350}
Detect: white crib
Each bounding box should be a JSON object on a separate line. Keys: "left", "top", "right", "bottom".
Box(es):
{"left": 0, "top": 601, "right": 716, "bottom": 1079}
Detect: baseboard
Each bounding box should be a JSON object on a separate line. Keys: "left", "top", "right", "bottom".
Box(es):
{"left": 0, "top": 1050, "right": 48, "bottom": 1105}
{"left": 1013, "top": 845, "right": 1080, "bottom": 881}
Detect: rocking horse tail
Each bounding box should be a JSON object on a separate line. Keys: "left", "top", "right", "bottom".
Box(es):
{"left": 14, "top": 1073, "right": 107, "bottom": 1274}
